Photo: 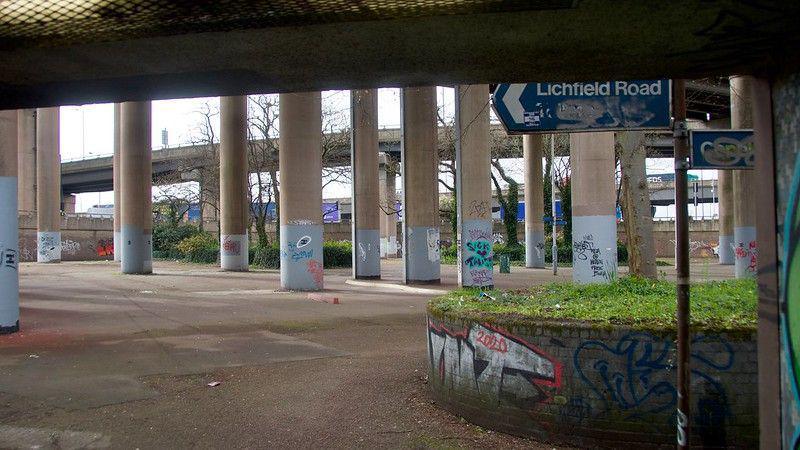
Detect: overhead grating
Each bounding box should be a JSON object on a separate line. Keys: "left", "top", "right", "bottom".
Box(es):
{"left": 0, "top": 0, "right": 576, "bottom": 49}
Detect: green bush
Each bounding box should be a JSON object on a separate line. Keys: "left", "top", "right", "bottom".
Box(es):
{"left": 493, "top": 243, "right": 525, "bottom": 262}
{"left": 252, "top": 244, "right": 281, "bottom": 269}
{"left": 153, "top": 223, "right": 200, "bottom": 253}
{"left": 176, "top": 232, "right": 219, "bottom": 264}
{"left": 323, "top": 240, "right": 352, "bottom": 268}
{"left": 544, "top": 237, "right": 573, "bottom": 264}
{"left": 617, "top": 241, "right": 629, "bottom": 264}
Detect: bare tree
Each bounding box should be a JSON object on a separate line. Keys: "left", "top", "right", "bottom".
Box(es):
{"left": 183, "top": 101, "right": 220, "bottom": 235}
{"left": 247, "top": 95, "right": 280, "bottom": 246}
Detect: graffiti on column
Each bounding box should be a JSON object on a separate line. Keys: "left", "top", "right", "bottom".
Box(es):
{"left": 469, "top": 200, "right": 489, "bottom": 218}
{"left": 283, "top": 236, "right": 314, "bottom": 262}
{"left": 38, "top": 233, "right": 59, "bottom": 260}
{"left": 427, "top": 319, "right": 562, "bottom": 406}
{"left": 782, "top": 158, "right": 800, "bottom": 449}
{"left": 222, "top": 236, "right": 242, "bottom": 256}
{"left": 306, "top": 260, "right": 323, "bottom": 287}
{"left": 734, "top": 240, "right": 758, "bottom": 273}
{"left": 573, "top": 234, "right": 608, "bottom": 279}
{"left": 0, "top": 247, "right": 18, "bottom": 271}
{"left": 427, "top": 228, "right": 440, "bottom": 262}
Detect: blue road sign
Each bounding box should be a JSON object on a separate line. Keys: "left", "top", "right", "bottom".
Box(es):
{"left": 689, "top": 129, "right": 754, "bottom": 169}
{"left": 492, "top": 80, "right": 672, "bottom": 133}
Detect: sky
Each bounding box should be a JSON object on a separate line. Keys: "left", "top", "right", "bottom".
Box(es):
{"left": 60, "top": 87, "right": 717, "bottom": 219}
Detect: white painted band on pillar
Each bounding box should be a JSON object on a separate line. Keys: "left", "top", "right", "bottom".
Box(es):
{"left": 355, "top": 228, "right": 380, "bottom": 278}
{"left": 718, "top": 234, "right": 734, "bottom": 265}
{"left": 460, "top": 219, "right": 493, "bottom": 288}
{"left": 380, "top": 237, "right": 388, "bottom": 258}
{"left": 280, "top": 224, "right": 324, "bottom": 291}
{"left": 0, "top": 176, "right": 20, "bottom": 333}
{"left": 121, "top": 225, "right": 152, "bottom": 274}
{"left": 220, "top": 234, "right": 249, "bottom": 271}
{"left": 572, "top": 215, "right": 617, "bottom": 284}
{"left": 733, "top": 226, "right": 757, "bottom": 278}
{"left": 525, "top": 228, "right": 546, "bottom": 268}
{"left": 388, "top": 236, "right": 397, "bottom": 257}
{"left": 406, "top": 226, "right": 440, "bottom": 283}
{"left": 113, "top": 231, "right": 122, "bottom": 262}
{"left": 37, "top": 231, "right": 61, "bottom": 263}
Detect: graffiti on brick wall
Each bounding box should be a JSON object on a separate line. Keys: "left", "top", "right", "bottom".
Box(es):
{"left": 95, "top": 239, "right": 114, "bottom": 257}
{"left": 427, "top": 319, "right": 562, "bottom": 407}
{"left": 573, "top": 332, "right": 733, "bottom": 443}
{"left": 61, "top": 239, "right": 81, "bottom": 256}
{"left": 782, "top": 157, "right": 800, "bottom": 449}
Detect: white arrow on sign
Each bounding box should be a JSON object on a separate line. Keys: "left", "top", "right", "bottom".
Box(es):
{"left": 503, "top": 84, "right": 526, "bottom": 123}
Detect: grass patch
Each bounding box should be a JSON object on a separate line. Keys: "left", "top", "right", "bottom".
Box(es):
{"left": 428, "top": 277, "right": 757, "bottom": 331}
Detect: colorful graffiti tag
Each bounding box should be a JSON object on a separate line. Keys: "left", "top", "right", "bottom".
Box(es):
{"left": 427, "top": 319, "right": 562, "bottom": 407}
{"left": 783, "top": 158, "right": 800, "bottom": 448}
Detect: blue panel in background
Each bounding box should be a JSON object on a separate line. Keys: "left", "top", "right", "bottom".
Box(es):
{"left": 689, "top": 129, "right": 754, "bottom": 169}
{"left": 492, "top": 80, "right": 671, "bottom": 133}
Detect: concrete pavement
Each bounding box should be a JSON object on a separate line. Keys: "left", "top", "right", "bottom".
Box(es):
{"left": 0, "top": 259, "right": 733, "bottom": 448}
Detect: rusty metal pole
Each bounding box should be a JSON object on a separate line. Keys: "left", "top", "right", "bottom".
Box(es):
{"left": 672, "top": 79, "right": 691, "bottom": 449}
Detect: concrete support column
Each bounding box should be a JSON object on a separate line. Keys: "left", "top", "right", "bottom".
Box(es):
{"left": 570, "top": 132, "right": 617, "bottom": 283}
{"left": 455, "top": 84, "right": 493, "bottom": 288}
{"left": 1, "top": 110, "right": 19, "bottom": 334}
{"left": 62, "top": 194, "right": 75, "bottom": 214}
{"left": 379, "top": 154, "right": 398, "bottom": 258}
{"left": 523, "top": 134, "right": 545, "bottom": 268}
{"left": 730, "top": 75, "right": 757, "bottom": 278}
{"left": 36, "top": 107, "right": 61, "bottom": 263}
{"left": 17, "top": 109, "right": 36, "bottom": 213}
{"left": 219, "top": 96, "right": 249, "bottom": 271}
{"left": 718, "top": 170, "right": 734, "bottom": 264}
{"left": 351, "top": 89, "right": 381, "bottom": 278}
{"left": 113, "top": 104, "right": 121, "bottom": 262}
{"left": 120, "top": 102, "right": 152, "bottom": 274}
{"left": 401, "top": 86, "right": 440, "bottom": 284}
{"left": 279, "top": 92, "right": 323, "bottom": 290}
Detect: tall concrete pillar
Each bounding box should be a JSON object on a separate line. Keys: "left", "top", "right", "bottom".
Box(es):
{"left": 718, "top": 171, "right": 734, "bottom": 264}
{"left": 401, "top": 86, "right": 440, "bottom": 284}
{"left": 1, "top": 110, "right": 19, "bottom": 334}
{"left": 17, "top": 109, "right": 36, "bottom": 213}
{"left": 455, "top": 84, "right": 493, "bottom": 288}
{"left": 379, "top": 154, "right": 398, "bottom": 258}
{"left": 570, "top": 132, "right": 617, "bottom": 284}
{"left": 36, "top": 107, "right": 61, "bottom": 263}
{"left": 524, "top": 134, "right": 545, "bottom": 268}
{"left": 279, "top": 92, "right": 323, "bottom": 290}
{"left": 219, "top": 96, "right": 249, "bottom": 271}
{"left": 351, "top": 89, "right": 381, "bottom": 278}
{"left": 730, "top": 75, "right": 757, "bottom": 278}
{"left": 120, "top": 102, "right": 152, "bottom": 274}
{"left": 113, "top": 104, "right": 122, "bottom": 262}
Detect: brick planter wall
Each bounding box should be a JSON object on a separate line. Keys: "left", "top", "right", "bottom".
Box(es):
{"left": 426, "top": 311, "right": 757, "bottom": 448}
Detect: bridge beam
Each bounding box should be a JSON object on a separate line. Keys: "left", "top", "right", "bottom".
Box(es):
{"left": 219, "top": 96, "right": 249, "bottom": 272}
{"left": 731, "top": 76, "right": 757, "bottom": 279}
{"left": 120, "top": 101, "right": 152, "bottom": 274}
{"left": 455, "top": 84, "right": 493, "bottom": 288}
{"left": 570, "top": 132, "right": 617, "bottom": 284}
{"left": 524, "top": 134, "right": 545, "bottom": 269}
{"left": 0, "top": 109, "right": 19, "bottom": 334}
{"left": 36, "top": 107, "right": 61, "bottom": 263}
{"left": 351, "top": 89, "right": 380, "bottom": 279}
{"left": 401, "top": 86, "right": 440, "bottom": 284}
{"left": 279, "top": 92, "right": 324, "bottom": 291}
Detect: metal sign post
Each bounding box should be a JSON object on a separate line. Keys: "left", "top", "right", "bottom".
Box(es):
{"left": 672, "top": 79, "right": 691, "bottom": 449}
{"left": 551, "top": 135, "right": 558, "bottom": 275}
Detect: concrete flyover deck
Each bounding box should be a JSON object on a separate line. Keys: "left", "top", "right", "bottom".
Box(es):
{"left": 0, "top": 259, "right": 732, "bottom": 448}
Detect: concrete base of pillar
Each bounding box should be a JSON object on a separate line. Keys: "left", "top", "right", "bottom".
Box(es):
{"left": 113, "top": 231, "right": 121, "bottom": 262}
{"left": 0, "top": 176, "right": 20, "bottom": 334}
{"left": 221, "top": 234, "right": 249, "bottom": 271}
{"left": 280, "top": 224, "right": 323, "bottom": 291}
{"left": 121, "top": 225, "right": 152, "bottom": 274}
{"left": 381, "top": 236, "right": 398, "bottom": 258}
{"left": 718, "top": 234, "right": 734, "bottom": 265}
{"left": 355, "top": 228, "right": 380, "bottom": 279}
{"left": 459, "top": 219, "right": 493, "bottom": 288}
{"left": 572, "top": 215, "right": 617, "bottom": 284}
{"left": 37, "top": 231, "right": 61, "bottom": 263}
{"left": 733, "top": 226, "right": 757, "bottom": 278}
{"left": 405, "top": 226, "right": 440, "bottom": 284}
{"left": 525, "top": 229, "right": 546, "bottom": 268}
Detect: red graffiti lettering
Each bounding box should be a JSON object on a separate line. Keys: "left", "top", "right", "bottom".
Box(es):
{"left": 476, "top": 329, "right": 508, "bottom": 353}
{"left": 96, "top": 240, "right": 114, "bottom": 257}
{"left": 306, "top": 260, "right": 323, "bottom": 287}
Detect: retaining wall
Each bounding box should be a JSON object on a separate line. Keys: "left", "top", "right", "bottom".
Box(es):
{"left": 18, "top": 213, "right": 114, "bottom": 262}
{"left": 426, "top": 310, "right": 757, "bottom": 448}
